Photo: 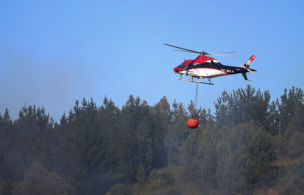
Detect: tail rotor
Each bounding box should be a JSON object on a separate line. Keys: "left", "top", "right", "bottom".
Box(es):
{"left": 241, "top": 55, "right": 256, "bottom": 74}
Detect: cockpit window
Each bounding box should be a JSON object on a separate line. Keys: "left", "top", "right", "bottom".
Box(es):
{"left": 182, "top": 63, "right": 186, "bottom": 69}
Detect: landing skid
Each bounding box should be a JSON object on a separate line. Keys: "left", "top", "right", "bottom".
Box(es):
{"left": 176, "top": 77, "right": 214, "bottom": 85}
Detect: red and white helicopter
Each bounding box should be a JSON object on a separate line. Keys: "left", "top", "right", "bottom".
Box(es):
{"left": 164, "top": 43, "right": 256, "bottom": 85}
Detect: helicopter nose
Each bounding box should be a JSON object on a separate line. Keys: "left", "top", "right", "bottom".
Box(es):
{"left": 174, "top": 67, "right": 178, "bottom": 72}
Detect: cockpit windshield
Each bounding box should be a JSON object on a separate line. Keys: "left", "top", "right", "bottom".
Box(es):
{"left": 178, "top": 62, "right": 187, "bottom": 69}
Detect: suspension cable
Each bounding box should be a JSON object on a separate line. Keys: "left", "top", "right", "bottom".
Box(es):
{"left": 195, "top": 82, "right": 198, "bottom": 110}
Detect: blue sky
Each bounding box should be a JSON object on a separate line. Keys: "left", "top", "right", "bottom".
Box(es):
{"left": 1, "top": 0, "right": 303, "bottom": 121}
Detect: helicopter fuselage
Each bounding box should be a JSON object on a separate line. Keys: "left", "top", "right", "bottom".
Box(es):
{"left": 176, "top": 63, "right": 256, "bottom": 78}
{"left": 173, "top": 55, "right": 256, "bottom": 80}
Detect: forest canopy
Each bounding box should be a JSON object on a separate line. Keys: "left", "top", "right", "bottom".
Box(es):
{"left": 0, "top": 85, "right": 303, "bottom": 195}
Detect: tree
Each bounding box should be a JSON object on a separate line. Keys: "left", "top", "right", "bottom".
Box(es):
{"left": 12, "top": 162, "right": 75, "bottom": 195}
{"left": 282, "top": 184, "right": 304, "bottom": 195}
{"left": 245, "top": 130, "right": 276, "bottom": 186}
{"left": 278, "top": 87, "right": 304, "bottom": 135}
{"left": 106, "top": 183, "right": 132, "bottom": 195}
{"left": 288, "top": 132, "right": 304, "bottom": 158}
{"left": 136, "top": 162, "right": 146, "bottom": 184}
{"left": 165, "top": 102, "right": 189, "bottom": 166}
{"left": 0, "top": 108, "right": 15, "bottom": 182}
{"left": 214, "top": 85, "right": 276, "bottom": 131}
{"left": 0, "top": 179, "right": 12, "bottom": 195}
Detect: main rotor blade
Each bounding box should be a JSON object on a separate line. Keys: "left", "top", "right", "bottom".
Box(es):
{"left": 164, "top": 43, "right": 202, "bottom": 54}
{"left": 208, "top": 52, "right": 236, "bottom": 54}
{"left": 164, "top": 43, "right": 241, "bottom": 57}
{"left": 211, "top": 54, "right": 242, "bottom": 58}
{"left": 173, "top": 50, "right": 194, "bottom": 53}
{"left": 174, "top": 50, "right": 241, "bottom": 58}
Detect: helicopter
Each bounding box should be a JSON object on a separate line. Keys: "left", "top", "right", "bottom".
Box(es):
{"left": 164, "top": 43, "right": 256, "bottom": 85}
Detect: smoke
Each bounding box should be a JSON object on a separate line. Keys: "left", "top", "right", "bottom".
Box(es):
{"left": 0, "top": 52, "right": 91, "bottom": 121}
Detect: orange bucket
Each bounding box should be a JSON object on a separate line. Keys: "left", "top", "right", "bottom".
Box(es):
{"left": 187, "top": 118, "right": 199, "bottom": 129}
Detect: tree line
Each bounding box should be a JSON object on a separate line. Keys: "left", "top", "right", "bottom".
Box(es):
{"left": 0, "top": 85, "right": 303, "bottom": 195}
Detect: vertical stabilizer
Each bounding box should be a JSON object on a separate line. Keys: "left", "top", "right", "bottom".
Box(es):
{"left": 245, "top": 55, "right": 256, "bottom": 67}
{"left": 242, "top": 72, "right": 248, "bottom": 80}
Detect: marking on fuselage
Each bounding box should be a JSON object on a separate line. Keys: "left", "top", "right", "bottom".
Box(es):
{"left": 221, "top": 69, "right": 234, "bottom": 73}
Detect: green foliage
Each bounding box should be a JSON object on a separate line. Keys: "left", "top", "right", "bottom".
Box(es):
{"left": 282, "top": 184, "right": 304, "bottom": 195}
{"left": 278, "top": 87, "right": 304, "bottom": 136}
{"left": 273, "top": 135, "right": 288, "bottom": 159}
{"left": 0, "top": 85, "right": 303, "bottom": 194}
{"left": 288, "top": 132, "right": 304, "bottom": 158}
{"left": 299, "top": 159, "right": 304, "bottom": 179}
{"left": 106, "top": 183, "right": 132, "bottom": 195}
{"left": 12, "top": 162, "right": 75, "bottom": 195}
{"left": 214, "top": 85, "right": 276, "bottom": 131}
{"left": 136, "top": 163, "right": 146, "bottom": 185}
{"left": 278, "top": 163, "right": 287, "bottom": 178}
{"left": 147, "top": 168, "right": 175, "bottom": 189}
{"left": 245, "top": 130, "right": 276, "bottom": 186}
{"left": 165, "top": 102, "right": 189, "bottom": 166}
{"left": 0, "top": 179, "right": 12, "bottom": 195}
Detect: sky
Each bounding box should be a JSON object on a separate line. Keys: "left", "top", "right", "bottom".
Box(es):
{"left": 0, "top": 0, "right": 304, "bottom": 122}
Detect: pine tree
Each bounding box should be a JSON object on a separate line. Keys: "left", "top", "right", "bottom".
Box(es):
{"left": 278, "top": 87, "right": 304, "bottom": 135}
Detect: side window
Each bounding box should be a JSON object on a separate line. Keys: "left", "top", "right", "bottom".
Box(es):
{"left": 182, "top": 63, "right": 186, "bottom": 69}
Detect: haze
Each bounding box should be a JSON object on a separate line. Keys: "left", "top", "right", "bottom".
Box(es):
{"left": 0, "top": 0, "right": 303, "bottom": 121}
